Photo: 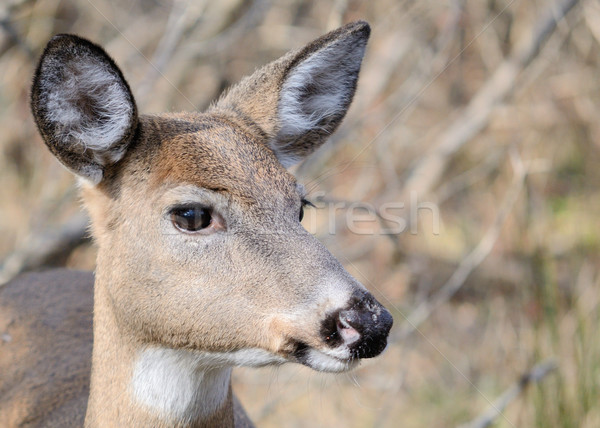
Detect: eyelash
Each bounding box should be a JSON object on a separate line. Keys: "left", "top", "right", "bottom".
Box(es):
{"left": 301, "top": 198, "right": 315, "bottom": 208}
{"left": 299, "top": 198, "right": 314, "bottom": 222}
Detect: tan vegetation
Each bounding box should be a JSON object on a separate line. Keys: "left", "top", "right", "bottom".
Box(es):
{"left": 1, "top": 0, "right": 599, "bottom": 426}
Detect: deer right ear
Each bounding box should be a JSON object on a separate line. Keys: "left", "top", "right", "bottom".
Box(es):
{"left": 213, "top": 21, "right": 370, "bottom": 169}
{"left": 31, "top": 34, "right": 138, "bottom": 185}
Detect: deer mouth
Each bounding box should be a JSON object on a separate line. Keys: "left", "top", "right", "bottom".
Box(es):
{"left": 291, "top": 341, "right": 361, "bottom": 373}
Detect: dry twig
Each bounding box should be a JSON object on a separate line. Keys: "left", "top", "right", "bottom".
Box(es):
{"left": 392, "top": 0, "right": 578, "bottom": 339}
{"left": 401, "top": 0, "right": 579, "bottom": 199}
{"left": 136, "top": 0, "right": 203, "bottom": 104}
{"left": 397, "top": 148, "right": 530, "bottom": 339}
{"left": 0, "top": 213, "right": 90, "bottom": 286}
{"left": 457, "top": 358, "right": 558, "bottom": 428}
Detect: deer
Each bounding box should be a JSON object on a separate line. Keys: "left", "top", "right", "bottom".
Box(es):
{"left": 0, "top": 21, "right": 393, "bottom": 427}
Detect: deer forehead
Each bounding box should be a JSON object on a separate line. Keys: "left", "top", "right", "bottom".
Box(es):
{"left": 121, "top": 114, "right": 300, "bottom": 208}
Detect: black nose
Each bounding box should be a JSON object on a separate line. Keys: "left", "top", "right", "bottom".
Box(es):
{"left": 321, "top": 292, "right": 393, "bottom": 359}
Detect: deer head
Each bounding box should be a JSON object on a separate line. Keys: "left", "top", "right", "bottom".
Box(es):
{"left": 30, "top": 22, "right": 392, "bottom": 424}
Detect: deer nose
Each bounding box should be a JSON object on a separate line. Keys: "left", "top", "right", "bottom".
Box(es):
{"left": 322, "top": 291, "right": 393, "bottom": 358}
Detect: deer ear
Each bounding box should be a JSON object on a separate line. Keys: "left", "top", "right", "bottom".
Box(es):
{"left": 31, "top": 34, "right": 138, "bottom": 184}
{"left": 214, "top": 21, "right": 370, "bottom": 168}
{"left": 273, "top": 21, "right": 370, "bottom": 167}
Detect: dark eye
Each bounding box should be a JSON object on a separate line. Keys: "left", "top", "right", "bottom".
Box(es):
{"left": 171, "top": 206, "right": 212, "bottom": 232}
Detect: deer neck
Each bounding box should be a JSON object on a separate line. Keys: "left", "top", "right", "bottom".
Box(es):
{"left": 84, "top": 271, "right": 235, "bottom": 428}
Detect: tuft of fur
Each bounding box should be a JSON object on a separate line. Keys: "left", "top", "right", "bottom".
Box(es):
{"left": 44, "top": 60, "right": 133, "bottom": 158}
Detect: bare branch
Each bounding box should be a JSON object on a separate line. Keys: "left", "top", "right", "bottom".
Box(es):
{"left": 457, "top": 359, "right": 558, "bottom": 428}
{"left": 401, "top": 0, "right": 580, "bottom": 199}
{"left": 136, "top": 0, "right": 204, "bottom": 104}
{"left": 0, "top": 213, "right": 90, "bottom": 286}
{"left": 397, "top": 148, "right": 528, "bottom": 339}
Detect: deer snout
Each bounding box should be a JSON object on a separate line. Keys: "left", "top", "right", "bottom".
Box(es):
{"left": 322, "top": 291, "right": 393, "bottom": 359}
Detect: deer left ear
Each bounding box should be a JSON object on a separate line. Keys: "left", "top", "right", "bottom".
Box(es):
{"left": 31, "top": 34, "right": 138, "bottom": 184}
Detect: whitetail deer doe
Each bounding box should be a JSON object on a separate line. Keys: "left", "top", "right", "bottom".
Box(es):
{"left": 0, "top": 21, "right": 392, "bottom": 427}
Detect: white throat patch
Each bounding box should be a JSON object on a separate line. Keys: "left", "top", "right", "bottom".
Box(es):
{"left": 132, "top": 347, "right": 231, "bottom": 423}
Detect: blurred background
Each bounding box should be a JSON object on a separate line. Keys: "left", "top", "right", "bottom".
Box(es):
{"left": 1, "top": 0, "right": 599, "bottom": 426}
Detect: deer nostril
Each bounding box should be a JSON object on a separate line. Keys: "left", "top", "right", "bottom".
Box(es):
{"left": 336, "top": 315, "right": 360, "bottom": 344}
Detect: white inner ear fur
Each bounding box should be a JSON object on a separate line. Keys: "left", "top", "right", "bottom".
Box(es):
{"left": 272, "top": 37, "right": 367, "bottom": 167}
{"left": 44, "top": 59, "right": 132, "bottom": 164}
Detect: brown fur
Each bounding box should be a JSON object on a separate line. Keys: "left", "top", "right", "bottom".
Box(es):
{"left": 0, "top": 270, "right": 92, "bottom": 427}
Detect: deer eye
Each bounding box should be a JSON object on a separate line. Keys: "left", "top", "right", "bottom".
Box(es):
{"left": 170, "top": 205, "right": 212, "bottom": 232}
